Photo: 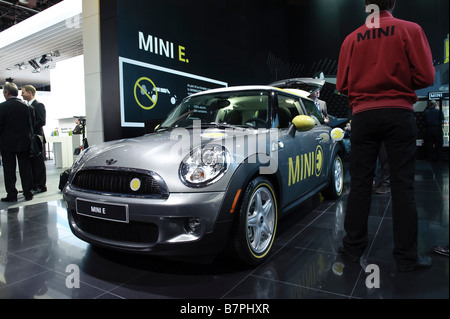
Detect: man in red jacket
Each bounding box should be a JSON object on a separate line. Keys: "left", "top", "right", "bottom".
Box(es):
{"left": 336, "top": 0, "right": 435, "bottom": 272}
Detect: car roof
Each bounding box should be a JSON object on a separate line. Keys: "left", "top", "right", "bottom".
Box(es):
{"left": 189, "top": 85, "right": 312, "bottom": 100}
{"left": 269, "top": 77, "right": 325, "bottom": 94}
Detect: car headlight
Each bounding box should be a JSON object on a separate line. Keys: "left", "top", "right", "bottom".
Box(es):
{"left": 179, "top": 145, "right": 230, "bottom": 187}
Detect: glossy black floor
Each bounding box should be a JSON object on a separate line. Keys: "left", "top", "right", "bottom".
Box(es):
{"left": 0, "top": 159, "right": 448, "bottom": 300}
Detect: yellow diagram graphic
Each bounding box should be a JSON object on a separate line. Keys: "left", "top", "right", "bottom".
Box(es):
{"left": 134, "top": 77, "right": 158, "bottom": 110}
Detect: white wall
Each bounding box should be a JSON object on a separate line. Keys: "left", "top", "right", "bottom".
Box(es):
{"left": 47, "top": 54, "right": 86, "bottom": 136}
{"left": 49, "top": 55, "right": 86, "bottom": 121}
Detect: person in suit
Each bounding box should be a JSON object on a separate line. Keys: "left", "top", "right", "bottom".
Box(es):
{"left": 309, "top": 89, "right": 329, "bottom": 124}
{"left": 21, "top": 85, "right": 47, "bottom": 194}
{"left": 72, "top": 117, "right": 83, "bottom": 135}
{"left": 423, "top": 100, "right": 444, "bottom": 162}
{"left": 0, "top": 82, "right": 34, "bottom": 202}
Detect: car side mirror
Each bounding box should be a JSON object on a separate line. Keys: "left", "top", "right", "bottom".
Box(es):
{"left": 292, "top": 115, "right": 316, "bottom": 132}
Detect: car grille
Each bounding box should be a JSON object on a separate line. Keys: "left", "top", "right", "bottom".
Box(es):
{"left": 71, "top": 211, "right": 159, "bottom": 245}
{"left": 71, "top": 168, "right": 169, "bottom": 199}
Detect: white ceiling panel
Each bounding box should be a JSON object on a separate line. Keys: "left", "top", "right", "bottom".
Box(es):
{"left": 0, "top": 0, "right": 83, "bottom": 89}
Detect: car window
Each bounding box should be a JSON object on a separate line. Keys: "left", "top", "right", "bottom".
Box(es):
{"left": 160, "top": 90, "right": 270, "bottom": 129}
{"left": 276, "top": 94, "right": 304, "bottom": 128}
{"left": 301, "top": 98, "right": 324, "bottom": 125}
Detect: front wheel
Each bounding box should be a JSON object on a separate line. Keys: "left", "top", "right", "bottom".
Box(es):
{"left": 229, "top": 177, "right": 278, "bottom": 266}
{"left": 322, "top": 154, "right": 344, "bottom": 199}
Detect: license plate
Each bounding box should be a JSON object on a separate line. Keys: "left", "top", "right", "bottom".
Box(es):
{"left": 76, "top": 199, "right": 129, "bottom": 223}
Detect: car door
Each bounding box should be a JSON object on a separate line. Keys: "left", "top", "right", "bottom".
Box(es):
{"left": 275, "top": 93, "right": 326, "bottom": 206}
{"left": 299, "top": 97, "right": 332, "bottom": 186}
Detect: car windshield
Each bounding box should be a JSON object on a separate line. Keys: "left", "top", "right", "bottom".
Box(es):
{"left": 159, "top": 90, "right": 270, "bottom": 129}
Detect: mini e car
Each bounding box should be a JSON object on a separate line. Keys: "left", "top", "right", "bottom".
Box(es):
{"left": 63, "top": 84, "right": 345, "bottom": 266}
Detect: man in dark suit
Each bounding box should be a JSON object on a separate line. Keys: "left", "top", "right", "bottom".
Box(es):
{"left": 0, "top": 82, "right": 34, "bottom": 202}
{"left": 22, "top": 85, "right": 47, "bottom": 194}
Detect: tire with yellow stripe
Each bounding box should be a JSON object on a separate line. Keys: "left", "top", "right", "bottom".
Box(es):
{"left": 230, "top": 177, "right": 278, "bottom": 266}
{"left": 322, "top": 154, "right": 344, "bottom": 199}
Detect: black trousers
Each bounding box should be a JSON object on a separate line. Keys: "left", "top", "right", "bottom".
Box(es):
{"left": 30, "top": 151, "right": 47, "bottom": 188}
{"left": 374, "top": 142, "right": 390, "bottom": 187}
{"left": 343, "top": 109, "right": 419, "bottom": 267}
{"left": 1, "top": 150, "right": 33, "bottom": 198}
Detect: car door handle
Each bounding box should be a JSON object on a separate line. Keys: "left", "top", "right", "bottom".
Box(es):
{"left": 272, "top": 141, "right": 284, "bottom": 152}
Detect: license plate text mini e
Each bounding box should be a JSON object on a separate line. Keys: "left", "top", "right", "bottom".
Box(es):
{"left": 76, "top": 199, "right": 129, "bottom": 223}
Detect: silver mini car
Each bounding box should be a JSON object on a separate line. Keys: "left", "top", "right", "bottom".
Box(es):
{"left": 63, "top": 84, "right": 345, "bottom": 266}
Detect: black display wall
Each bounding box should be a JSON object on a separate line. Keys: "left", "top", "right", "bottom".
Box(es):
{"left": 101, "top": 0, "right": 295, "bottom": 140}
{"left": 100, "top": 0, "right": 449, "bottom": 141}
{"left": 286, "top": 0, "right": 448, "bottom": 72}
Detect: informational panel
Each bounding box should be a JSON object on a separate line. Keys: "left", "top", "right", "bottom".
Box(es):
{"left": 119, "top": 57, "right": 227, "bottom": 128}
{"left": 103, "top": 0, "right": 291, "bottom": 138}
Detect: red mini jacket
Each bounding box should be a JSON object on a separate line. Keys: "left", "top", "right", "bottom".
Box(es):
{"left": 336, "top": 11, "right": 435, "bottom": 115}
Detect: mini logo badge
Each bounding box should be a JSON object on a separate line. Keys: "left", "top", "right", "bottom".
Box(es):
{"left": 130, "top": 178, "right": 141, "bottom": 192}
{"left": 106, "top": 159, "right": 118, "bottom": 165}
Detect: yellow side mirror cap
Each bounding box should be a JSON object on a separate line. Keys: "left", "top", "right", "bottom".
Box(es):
{"left": 292, "top": 115, "right": 316, "bottom": 132}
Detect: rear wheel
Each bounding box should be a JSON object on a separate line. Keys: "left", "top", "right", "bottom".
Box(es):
{"left": 230, "top": 177, "right": 278, "bottom": 266}
{"left": 322, "top": 154, "right": 344, "bottom": 199}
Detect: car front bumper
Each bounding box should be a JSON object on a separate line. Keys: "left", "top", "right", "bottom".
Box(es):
{"left": 63, "top": 186, "right": 234, "bottom": 257}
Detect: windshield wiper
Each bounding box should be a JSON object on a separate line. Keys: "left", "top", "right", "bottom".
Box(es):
{"left": 155, "top": 126, "right": 174, "bottom": 132}
{"left": 182, "top": 122, "right": 251, "bottom": 130}
{"left": 206, "top": 122, "right": 248, "bottom": 130}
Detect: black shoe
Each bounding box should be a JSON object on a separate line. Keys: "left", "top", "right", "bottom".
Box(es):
{"left": 372, "top": 182, "right": 382, "bottom": 190}
{"left": 33, "top": 186, "right": 47, "bottom": 194}
{"left": 375, "top": 185, "right": 391, "bottom": 194}
{"left": 339, "top": 245, "right": 361, "bottom": 263}
{"left": 432, "top": 246, "right": 449, "bottom": 257}
{"left": 24, "top": 194, "right": 33, "bottom": 201}
{"left": 1, "top": 196, "right": 18, "bottom": 202}
{"left": 397, "top": 255, "right": 432, "bottom": 272}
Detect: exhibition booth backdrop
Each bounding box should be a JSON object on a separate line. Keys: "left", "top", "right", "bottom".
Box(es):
{"left": 1, "top": 0, "right": 448, "bottom": 147}
{"left": 99, "top": 0, "right": 448, "bottom": 141}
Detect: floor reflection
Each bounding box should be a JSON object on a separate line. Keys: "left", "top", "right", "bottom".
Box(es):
{"left": 0, "top": 160, "right": 448, "bottom": 299}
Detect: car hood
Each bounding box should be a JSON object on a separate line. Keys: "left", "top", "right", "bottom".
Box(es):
{"left": 74, "top": 128, "right": 269, "bottom": 192}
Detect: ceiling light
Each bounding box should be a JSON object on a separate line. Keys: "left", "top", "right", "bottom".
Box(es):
{"left": 39, "top": 54, "right": 52, "bottom": 65}
{"left": 29, "top": 59, "right": 41, "bottom": 73}
{"left": 51, "top": 50, "right": 61, "bottom": 57}
{"left": 16, "top": 63, "right": 27, "bottom": 70}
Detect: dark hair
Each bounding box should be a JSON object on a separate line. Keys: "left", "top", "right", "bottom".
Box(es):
{"left": 429, "top": 100, "right": 439, "bottom": 108}
{"left": 365, "top": 0, "right": 396, "bottom": 11}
